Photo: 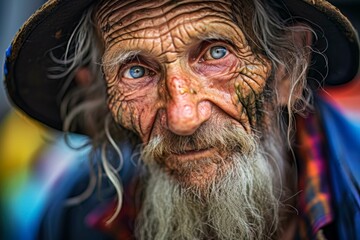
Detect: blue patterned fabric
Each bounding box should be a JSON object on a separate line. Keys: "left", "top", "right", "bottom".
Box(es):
{"left": 317, "top": 95, "right": 360, "bottom": 239}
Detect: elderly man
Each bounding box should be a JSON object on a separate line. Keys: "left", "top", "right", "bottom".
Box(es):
{"left": 4, "top": 0, "right": 360, "bottom": 239}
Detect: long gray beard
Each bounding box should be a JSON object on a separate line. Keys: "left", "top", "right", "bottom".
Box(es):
{"left": 135, "top": 124, "right": 290, "bottom": 240}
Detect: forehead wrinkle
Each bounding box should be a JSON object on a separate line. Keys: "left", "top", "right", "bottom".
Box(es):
{"left": 96, "top": 0, "right": 233, "bottom": 44}
{"left": 105, "top": 13, "right": 236, "bottom": 52}
{"left": 106, "top": 16, "right": 246, "bottom": 56}
{"left": 106, "top": 8, "right": 231, "bottom": 40}
{"left": 97, "top": 0, "right": 231, "bottom": 24}
{"left": 96, "top": 0, "right": 186, "bottom": 25}
{"left": 97, "top": 0, "right": 169, "bottom": 23}
{"left": 105, "top": 11, "right": 227, "bottom": 42}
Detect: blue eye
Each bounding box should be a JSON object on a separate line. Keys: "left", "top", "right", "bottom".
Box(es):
{"left": 210, "top": 46, "right": 227, "bottom": 59}
{"left": 130, "top": 66, "right": 145, "bottom": 78}
{"left": 125, "top": 66, "right": 146, "bottom": 79}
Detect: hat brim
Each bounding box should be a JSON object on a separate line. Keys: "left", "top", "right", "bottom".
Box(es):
{"left": 4, "top": 0, "right": 360, "bottom": 133}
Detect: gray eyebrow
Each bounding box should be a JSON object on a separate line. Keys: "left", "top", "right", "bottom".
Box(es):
{"left": 102, "top": 49, "right": 141, "bottom": 72}
{"left": 196, "top": 32, "right": 233, "bottom": 42}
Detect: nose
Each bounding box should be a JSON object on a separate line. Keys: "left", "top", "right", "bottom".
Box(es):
{"left": 163, "top": 74, "right": 211, "bottom": 136}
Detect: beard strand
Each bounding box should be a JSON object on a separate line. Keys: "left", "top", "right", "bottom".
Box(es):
{"left": 135, "top": 122, "right": 287, "bottom": 240}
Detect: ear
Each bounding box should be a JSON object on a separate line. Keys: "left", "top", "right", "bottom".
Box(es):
{"left": 74, "top": 67, "right": 93, "bottom": 87}
{"left": 276, "top": 24, "right": 313, "bottom": 106}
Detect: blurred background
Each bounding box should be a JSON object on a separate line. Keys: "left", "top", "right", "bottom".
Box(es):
{"left": 0, "top": 0, "right": 45, "bottom": 117}
{"left": 0, "top": 0, "right": 359, "bottom": 239}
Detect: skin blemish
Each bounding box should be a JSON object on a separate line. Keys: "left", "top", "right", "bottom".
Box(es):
{"left": 179, "top": 88, "right": 187, "bottom": 95}
{"left": 190, "top": 88, "right": 197, "bottom": 94}
{"left": 183, "top": 105, "right": 193, "bottom": 116}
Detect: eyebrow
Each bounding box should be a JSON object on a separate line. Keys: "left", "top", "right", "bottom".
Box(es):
{"left": 196, "top": 31, "right": 233, "bottom": 42}
{"left": 195, "top": 31, "right": 240, "bottom": 49}
{"left": 102, "top": 49, "right": 141, "bottom": 71}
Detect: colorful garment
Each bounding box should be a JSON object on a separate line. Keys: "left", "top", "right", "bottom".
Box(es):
{"left": 317, "top": 78, "right": 360, "bottom": 239}
{"left": 296, "top": 113, "right": 334, "bottom": 239}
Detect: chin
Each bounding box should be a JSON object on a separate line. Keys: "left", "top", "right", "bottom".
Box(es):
{"left": 164, "top": 151, "right": 234, "bottom": 194}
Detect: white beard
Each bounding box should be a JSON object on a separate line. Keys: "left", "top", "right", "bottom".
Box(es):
{"left": 135, "top": 122, "right": 292, "bottom": 240}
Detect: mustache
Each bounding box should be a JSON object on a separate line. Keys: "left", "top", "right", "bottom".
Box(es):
{"left": 141, "top": 120, "right": 258, "bottom": 161}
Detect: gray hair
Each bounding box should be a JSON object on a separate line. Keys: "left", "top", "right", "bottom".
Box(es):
{"left": 50, "top": 0, "right": 319, "bottom": 223}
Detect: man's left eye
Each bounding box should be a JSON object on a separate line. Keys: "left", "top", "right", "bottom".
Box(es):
{"left": 203, "top": 46, "right": 228, "bottom": 60}
{"left": 123, "top": 65, "right": 147, "bottom": 79}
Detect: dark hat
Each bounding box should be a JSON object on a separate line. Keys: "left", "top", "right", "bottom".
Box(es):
{"left": 4, "top": 0, "right": 360, "bottom": 132}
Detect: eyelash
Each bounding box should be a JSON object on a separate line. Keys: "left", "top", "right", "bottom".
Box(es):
{"left": 120, "top": 61, "right": 156, "bottom": 80}
{"left": 194, "top": 40, "right": 233, "bottom": 61}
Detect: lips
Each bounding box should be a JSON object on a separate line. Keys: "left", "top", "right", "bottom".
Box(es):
{"left": 171, "top": 147, "right": 216, "bottom": 161}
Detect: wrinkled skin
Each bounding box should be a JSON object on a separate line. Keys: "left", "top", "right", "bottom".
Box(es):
{"left": 96, "top": 0, "right": 272, "bottom": 186}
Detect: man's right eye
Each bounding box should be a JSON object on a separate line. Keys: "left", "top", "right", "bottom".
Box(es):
{"left": 123, "top": 65, "right": 148, "bottom": 79}
{"left": 203, "top": 46, "right": 228, "bottom": 60}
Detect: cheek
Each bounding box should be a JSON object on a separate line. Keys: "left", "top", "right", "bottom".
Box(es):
{"left": 107, "top": 87, "right": 135, "bottom": 130}
{"left": 233, "top": 59, "right": 270, "bottom": 124}
{"left": 203, "top": 57, "right": 271, "bottom": 129}
{"left": 233, "top": 65, "right": 268, "bottom": 104}
{"left": 107, "top": 81, "right": 159, "bottom": 139}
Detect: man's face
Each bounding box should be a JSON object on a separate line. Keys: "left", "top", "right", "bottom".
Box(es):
{"left": 96, "top": 0, "right": 271, "bottom": 188}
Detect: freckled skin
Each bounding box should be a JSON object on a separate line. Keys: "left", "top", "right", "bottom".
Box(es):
{"left": 96, "top": 0, "right": 271, "bottom": 185}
